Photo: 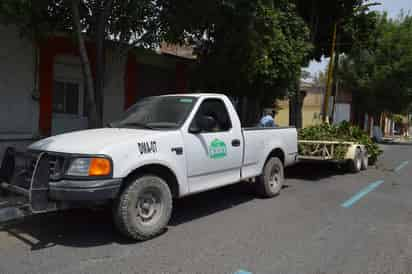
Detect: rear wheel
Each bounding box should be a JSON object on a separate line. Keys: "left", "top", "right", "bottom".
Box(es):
{"left": 0, "top": 187, "right": 7, "bottom": 197}
{"left": 113, "top": 175, "right": 173, "bottom": 241}
{"left": 256, "top": 157, "right": 284, "bottom": 198}
{"left": 361, "top": 150, "right": 369, "bottom": 170}
{"left": 349, "top": 148, "right": 362, "bottom": 173}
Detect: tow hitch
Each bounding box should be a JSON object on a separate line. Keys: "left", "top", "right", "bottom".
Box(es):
{"left": 0, "top": 148, "right": 57, "bottom": 223}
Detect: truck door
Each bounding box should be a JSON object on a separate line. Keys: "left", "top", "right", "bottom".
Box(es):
{"left": 183, "top": 98, "right": 243, "bottom": 193}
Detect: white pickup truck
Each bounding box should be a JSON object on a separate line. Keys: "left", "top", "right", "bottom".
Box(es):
{"left": 0, "top": 93, "right": 297, "bottom": 240}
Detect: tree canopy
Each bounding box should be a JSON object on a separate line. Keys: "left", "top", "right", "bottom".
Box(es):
{"left": 339, "top": 13, "right": 412, "bottom": 116}
{"left": 161, "top": 0, "right": 313, "bottom": 124}
{"left": 0, "top": 0, "right": 384, "bottom": 128}
{"left": 295, "top": 0, "right": 379, "bottom": 60}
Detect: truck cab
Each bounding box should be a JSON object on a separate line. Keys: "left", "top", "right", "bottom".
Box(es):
{"left": 0, "top": 93, "right": 297, "bottom": 240}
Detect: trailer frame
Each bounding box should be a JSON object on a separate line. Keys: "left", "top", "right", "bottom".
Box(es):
{"left": 298, "top": 140, "right": 368, "bottom": 172}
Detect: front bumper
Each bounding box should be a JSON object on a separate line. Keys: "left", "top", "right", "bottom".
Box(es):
{"left": 0, "top": 148, "right": 121, "bottom": 215}
{"left": 49, "top": 178, "right": 121, "bottom": 201}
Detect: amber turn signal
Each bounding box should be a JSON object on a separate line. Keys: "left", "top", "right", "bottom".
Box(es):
{"left": 88, "top": 158, "right": 111, "bottom": 176}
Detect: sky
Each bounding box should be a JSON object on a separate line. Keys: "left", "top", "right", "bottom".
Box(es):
{"left": 306, "top": 0, "right": 412, "bottom": 76}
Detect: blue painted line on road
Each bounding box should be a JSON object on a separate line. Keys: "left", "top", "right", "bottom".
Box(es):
{"left": 234, "top": 270, "right": 252, "bottom": 274}
{"left": 394, "top": 161, "right": 409, "bottom": 173}
{"left": 341, "top": 180, "right": 385, "bottom": 208}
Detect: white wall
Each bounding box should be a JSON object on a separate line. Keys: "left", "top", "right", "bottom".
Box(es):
{"left": 52, "top": 55, "right": 88, "bottom": 135}
{"left": 103, "top": 54, "right": 126, "bottom": 124}
{"left": 0, "top": 25, "right": 38, "bottom": 138}
{"left": 53, "top": 53, "right": 126, "bottom": 128}
{"left": 0, "top": 27, "right": 127, "bottom": 162}
{"left": 51, "top": 54, "right": 126, "bottom": 131}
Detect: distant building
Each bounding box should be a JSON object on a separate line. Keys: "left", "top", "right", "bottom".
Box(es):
{"left": 159, "top": 42, "right": 196, "bottom": 60}
{"left": 275, "top": 80, "right": 353, "bottom": 128}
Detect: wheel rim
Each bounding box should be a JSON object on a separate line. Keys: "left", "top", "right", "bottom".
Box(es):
{"left": 356, "top": 153, "right": 362, "bottom": 170}
{"left": 363, "top": 152, "right": 368, "bottom": 167}
{"left": 268, "top": 165, "right": 281, "bottom": 190}
{"left": 356, "top": 157, "right": 362, "bottom": 170}
{"left": 136, "top": 187, "right": 163, "bottom": 226}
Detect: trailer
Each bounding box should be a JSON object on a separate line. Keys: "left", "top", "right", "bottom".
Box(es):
{"left": 298, "top": 140, "right": 369, "bottom": 172}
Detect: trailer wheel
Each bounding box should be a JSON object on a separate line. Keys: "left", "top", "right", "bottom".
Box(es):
{"left": 113, "top": 175, "right": 173, "bottom": 241}
{"left": 256, "top": 157, "right": 284, "bottom": 198}
{"left": 349, "top": 148, "right": 362, "bottom": 173}
{"left": 361, "top": 150, "right": 368, "bottom": 170}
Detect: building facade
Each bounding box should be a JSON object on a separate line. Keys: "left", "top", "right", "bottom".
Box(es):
{"left": 0, "top": 25, "right": 192, "bottom": 159}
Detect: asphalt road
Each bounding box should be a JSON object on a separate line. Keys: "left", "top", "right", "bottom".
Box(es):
{"left": 0, "top": 144, "right": 412, "bottom": 274}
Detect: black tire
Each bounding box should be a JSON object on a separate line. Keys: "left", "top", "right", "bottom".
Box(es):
{"left": 0, "top": 188, "right": 6, "bottom": 197}
{"left": 113, "top": 175, "right": 173, "bottom": 241}
{"left": 256, "top": 157, "right": 284, "bottom": 198}
{"left": 361, "top": 150, "right": 368, "bottom": 170}
{"left": 349, "top": 148, "right": 362, "bottom": 173}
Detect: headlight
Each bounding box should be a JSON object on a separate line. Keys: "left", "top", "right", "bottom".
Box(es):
{"left": 66, "top": 157, "right": 112, "bottom": 177}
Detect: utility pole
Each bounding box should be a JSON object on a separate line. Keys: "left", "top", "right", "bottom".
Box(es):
{"left": 322, "top": 22, "right": 338, "bottom": 124}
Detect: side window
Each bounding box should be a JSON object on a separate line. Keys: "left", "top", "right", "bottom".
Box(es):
{"left": 192, "top": 99, "right": 232, "bottom": 132}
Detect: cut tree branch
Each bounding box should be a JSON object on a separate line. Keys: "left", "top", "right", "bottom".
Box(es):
{"left": 71, "top": 0, "right": 100, "bottom": 128}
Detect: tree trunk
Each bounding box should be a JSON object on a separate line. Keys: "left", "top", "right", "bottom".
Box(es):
{"left": 238, "top": 95, "right": 263, "bottom": 127}
{"left": 94, "top": 0, "right": 114, "bottom": 126}
{"left": 95, "top": 31, "right": 105, "bottom": 124}
{"left": 297, "top": 91, "right": 306, "bottom": 129}
{"left": 71, "top": 0, "right": 100, "bottom": 128}
{"left": 289, "top": 80, "right": 305, "bottom": 128}
{"left": 289, "top": 95, "right": 296, "bottom": 127}
{"left": 330, "top": 33, "right": 340, "bottom": 124}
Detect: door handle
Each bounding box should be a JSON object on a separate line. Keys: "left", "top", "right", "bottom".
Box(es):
{"left": 232, "top": 139, "right": 241, "bottom": 147}
{"left": 171, "top": 147, "right": 183, "bottom": 155}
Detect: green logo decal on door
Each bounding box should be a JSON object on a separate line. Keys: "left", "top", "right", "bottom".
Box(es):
{"left": 209, "top": 139, "right": 227, "bottom": 159}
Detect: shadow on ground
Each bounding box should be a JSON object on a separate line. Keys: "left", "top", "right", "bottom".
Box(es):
{"left": 170, "top": 182, "right": 260, "bottom": 226}
{"left": 0, "top": 162, "right": 344, "bottom": 250}
{"left": 379, "top": 142, "right": 412, "bottom": 147}
{"left": 0, "top": 183, "right": 261, "bottom": 250}
{"left": 285, "top": 162, "right": 348, "bottom": 181}
{"left": 0, "top": 160, "right": 367, "bottom": 250}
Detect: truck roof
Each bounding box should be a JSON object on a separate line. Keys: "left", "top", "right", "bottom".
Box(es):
{"left": 161, "top": 93, "right": 227, "bottom": 98}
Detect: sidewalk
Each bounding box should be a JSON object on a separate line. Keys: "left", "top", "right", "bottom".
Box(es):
{"left": 385, "top": 135, "right": 412, "bottom": 144}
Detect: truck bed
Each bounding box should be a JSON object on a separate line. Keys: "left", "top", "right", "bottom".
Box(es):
{"left": 242, "top": 126, "right": 294, "bottom": 131}
{"left": 241, "top": 127, "right": 298, "bottom": 179}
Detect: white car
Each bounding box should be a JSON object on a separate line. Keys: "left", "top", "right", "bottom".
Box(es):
{"left": 0, "top": 93, "right": 298, "bottom": 240}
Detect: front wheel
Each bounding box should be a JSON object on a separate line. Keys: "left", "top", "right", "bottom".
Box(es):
{"left": 113, "top": 175, "right": 173, "bottom": 241}
{"left": 256, "top": 157, "right": 284, "bottom": 198}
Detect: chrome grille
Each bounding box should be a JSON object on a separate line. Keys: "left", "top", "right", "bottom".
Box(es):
{"left": 49, "top": 157, "right": 58, "bottom": 174}
{"left": 26, "top": 153, "right": 66, "bottom": 181}
{"left": 48, "top": 155, "right": 65, "bottom": 180}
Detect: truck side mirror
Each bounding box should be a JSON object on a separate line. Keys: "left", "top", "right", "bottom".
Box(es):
{"left": 189, "top": 115, "right": 217, "bottom": 134}
{"left": 199, "top": 115, "right": 217, "bottom": 131}
{"left": 189, "top": 124, "right": 201, "bottom": 134}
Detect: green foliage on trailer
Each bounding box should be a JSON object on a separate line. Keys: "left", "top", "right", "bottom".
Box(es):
{"left": 298, "top": 122, "right": 382, "bottom": 163}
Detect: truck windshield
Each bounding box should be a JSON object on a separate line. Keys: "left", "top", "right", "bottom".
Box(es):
{"left": 109, "top": 96, "right": 197, "bottom": 130}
